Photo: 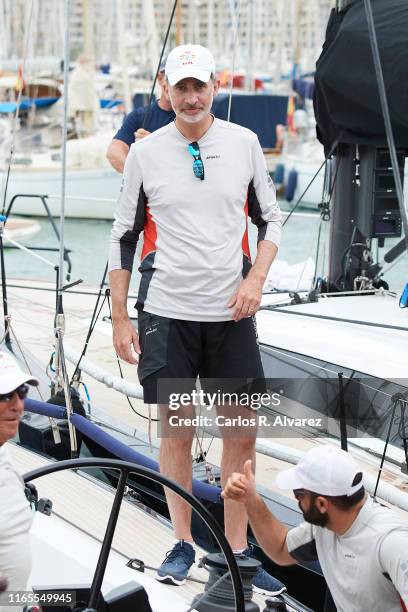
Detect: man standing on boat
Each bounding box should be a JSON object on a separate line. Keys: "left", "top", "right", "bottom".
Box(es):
{"left": 106, "top": 58, "right": 175, "bottom": 173}
{"left": 223, "top": 445, "right": 408, "bottom": 611}
{"left": 0, "top": 352, "right": 38, "bottom": 610}
{"left": 108, "top": 44, "right": 283, "bottom": 594}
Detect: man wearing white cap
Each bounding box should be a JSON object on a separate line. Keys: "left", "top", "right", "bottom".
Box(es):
{"left": 222, "top": 445, "right": 408, "bottom": 611}
{"left": 0, "top": 351, "right": 38, "bottom": 610}
{"left": 109, "top": 43, "right": 283, "bottom": 591}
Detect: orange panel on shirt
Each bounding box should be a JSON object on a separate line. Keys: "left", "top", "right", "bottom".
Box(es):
{"left": 141, "top": 205, "right": 157, "bottom": 261}
{"left": 242, "top": 195, "right": 251, "bottom": 262}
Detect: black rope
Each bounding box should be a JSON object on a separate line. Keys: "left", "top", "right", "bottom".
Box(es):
{"left": 70, "top": 263, "right": 109, "bottom": 384}
{"left": 142, "top": 0, "right": 178, "bottom": 130}
{"left": 70, "top": 293, "right": 108, "bottom": 385}
{"left": 1, "top": 159, "right": 13, "bottom": 218}
{"left": 312, "top": 156, "right": 340, "bottom": 287}
{"left": 282, "top": 131, "right": 344, "bottom": 228}
{"left": 106, "top": 292, "right": 159, "bottom": 422}
{"left": 373, "top": 395, "right": 406, "bottom": 498}
{"left": 397, "top": 399, "right": 408, "bottom": 471}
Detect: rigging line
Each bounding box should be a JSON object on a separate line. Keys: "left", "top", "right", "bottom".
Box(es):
{"left": 70, "top": 263, "right": 109, "bottom": 384}
{"left": 294, "top": 216, "right": 322, "bottom": 292}
{"left": 142, "top": 0, "right": 178, "bottom": 130}
{"left": 363, "top": 0, "right": 408, "bottom": 253}
{"left": 106, "top": 293, "right": 159, "bottom": 422}
{"left": 1, "top": 0, "right": 35, "bottom": 217}
{"left": 70, "top": 293, "right": 108, "bottom": 386}
{"left": 263, "top": 306, "right": 408, "bottom": 333}
{"left": 2, "top": 235, "right": 56, "bottom": 268}
{"left": 313, "top": 155, "right": 340, "bottom": 286}
{"left": 373, "top": 397, "right": 400, "bottom": 499}
{"left": 58, "top": 0, "right": 72, "bottom": 297}
{"left": 227, "top": 0, "right": 241, "bottom": 122}
{"left": 282, "top": 131, "right": 344, "bottom": 228}
{"left": 312, "top": 220, "right": 323, "bottom": 288}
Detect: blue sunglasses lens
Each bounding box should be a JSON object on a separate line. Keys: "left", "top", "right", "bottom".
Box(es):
{"left": 193, "top": 159, "right": 204, "bottom": 179}
{"left": 188, "top": 142, "right": 205, "bottom": 180}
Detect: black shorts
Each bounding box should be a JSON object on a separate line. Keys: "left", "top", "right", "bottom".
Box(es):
{"left": 137, "top": 311, "right": 265, "bottom": 404}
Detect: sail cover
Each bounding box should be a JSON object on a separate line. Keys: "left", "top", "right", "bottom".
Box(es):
{"left": 314, "top": 0, "right": 408, "bottom": 153}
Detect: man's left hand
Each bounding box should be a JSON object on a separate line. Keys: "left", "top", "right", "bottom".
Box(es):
{"left": 227, "top": 273, "right": 263, "bottom": 321}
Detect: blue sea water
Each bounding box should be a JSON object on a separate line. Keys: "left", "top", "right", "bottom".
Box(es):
{"left": 3, "top": 200, "right": 407, "bottom": 294}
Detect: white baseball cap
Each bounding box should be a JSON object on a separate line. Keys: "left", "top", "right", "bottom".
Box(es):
{"left": 165, "top": 44, "right": 216, "bottom": 86}
{"left": 0, "top": 351, "right": 38, "bottom": 394}
{"left": 276, "top": 446, "right": 364, "bottom": 497}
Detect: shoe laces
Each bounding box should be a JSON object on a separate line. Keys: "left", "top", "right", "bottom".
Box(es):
{"left": 164, "top": 542, "right": 193, "bottom": 564}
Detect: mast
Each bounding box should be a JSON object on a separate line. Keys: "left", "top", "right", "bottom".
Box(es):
{"left": 142, "top": 0, "right": 160, "bottom": 79}
{"left": 292, "top": 0, "right": 302, "bottom": 79}
{"left": 82, "top": 0, "right": 94, "bottom": 59}
{"left": 54, "top": 0, "right": 77, "bottom": 457}
{"left": 116, "top": 0, "right": 132, "bottom": 113}
{"left": 176, "top": 0, "right": 182, "bottom": 46}
{"left": 245, "top": 0, "right": 255, "bottom": 91}
{"left": 273, "top": 0, "right": 286, "bottom": 92}
{"left": 207, "top": 0, "right": 214, "bottom": 51}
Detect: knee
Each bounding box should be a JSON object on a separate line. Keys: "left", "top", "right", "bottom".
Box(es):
{"left": 223, "top": 436, "right": 256, "bottom": 454}
{"left": 161, "top": 437, "right": 193, "bottom": 453}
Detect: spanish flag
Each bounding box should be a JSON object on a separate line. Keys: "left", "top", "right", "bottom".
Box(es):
{"left": 15, "top": 64, "right": 25, "bottom": 93}
{"left": 287, "top": 95, "right": 296, "bottom": 135}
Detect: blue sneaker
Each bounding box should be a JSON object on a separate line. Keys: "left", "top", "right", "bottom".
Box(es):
{"left": 242, "top": 546, "right": 286, "bottom": 596}
{"left": 156, "top": 540, "right": 195, "bottom": 585}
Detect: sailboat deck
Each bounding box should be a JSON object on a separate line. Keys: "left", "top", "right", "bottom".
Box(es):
{"left": 9, "top": 443, "right": 269, "bottom": 610}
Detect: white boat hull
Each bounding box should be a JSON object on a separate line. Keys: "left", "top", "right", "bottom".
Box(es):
{"left": 4, "top": 167, "right": 122, "bottom": 219}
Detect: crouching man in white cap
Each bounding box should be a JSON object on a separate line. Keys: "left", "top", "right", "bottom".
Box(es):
{"left": 222, "top": 445, "right": 408, "bottom": 612}
{"left": 0, "top": 352, "right": 38, "bottom": 610}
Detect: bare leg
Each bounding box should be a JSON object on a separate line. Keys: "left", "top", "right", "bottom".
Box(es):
{"left": 218, "top": 406, "right": 257, "bottom": 550}
{"left": 159, "top": 405, "right": 195, "bottom": 542}
{"left": 221, "top": 437, "right": 256, "bottom": 549}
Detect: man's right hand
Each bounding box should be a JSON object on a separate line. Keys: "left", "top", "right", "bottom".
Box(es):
{"left": 221, "top": 459, "right": 257, "bottom": 505}
{"left": 112, "top": 317, "right": 140, "bottom": 364}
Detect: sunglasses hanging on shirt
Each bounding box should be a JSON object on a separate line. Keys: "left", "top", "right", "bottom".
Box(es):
{"left": 188, "top": 141, "right": 205, "bottom": 181}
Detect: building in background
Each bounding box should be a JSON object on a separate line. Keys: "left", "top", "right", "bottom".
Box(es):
{"left": 0, "top": 0, "right": 333, "bottom": 83}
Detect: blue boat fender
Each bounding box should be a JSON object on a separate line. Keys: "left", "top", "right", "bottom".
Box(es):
{"left": 284, "top": 168, "right": 298, "bottom": 202}
{"left": 273, "top": 163, "right": 285, "bottom": 185}
{"left": 399, "top": 282, "right": 408, "bottom": 308}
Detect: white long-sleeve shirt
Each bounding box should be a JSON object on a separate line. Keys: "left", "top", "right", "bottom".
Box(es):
{"left": 109, "top": 118, "right": 282, "bottom": 321}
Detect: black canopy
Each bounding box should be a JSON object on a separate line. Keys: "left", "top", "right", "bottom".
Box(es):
{"left": 314, "top": 0, "right": 408, "bottom": 153}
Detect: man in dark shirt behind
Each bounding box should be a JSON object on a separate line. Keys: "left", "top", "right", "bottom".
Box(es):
{"left": 106, "top": 59, "right": 175, "bottom": 173}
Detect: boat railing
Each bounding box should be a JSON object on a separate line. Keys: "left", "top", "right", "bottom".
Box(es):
{"left": 46, "top": 194, "right": 116, "bottom": 203}
{"left": 4, "top": 192, "right": 72, "bottom": 277}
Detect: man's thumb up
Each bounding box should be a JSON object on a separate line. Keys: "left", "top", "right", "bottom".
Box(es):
{"left": 243, "top": 459, "right": 253, "bottom": 480}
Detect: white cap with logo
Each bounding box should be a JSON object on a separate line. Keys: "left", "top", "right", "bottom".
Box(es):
{"left": 0, "top": 351, "right": 38, "bottom": 394}
{"left": 165, "top": 44, "right": 216, "bottom": 86}
{"left": 276, "top": 445, "right": 364, "bottom": 497}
